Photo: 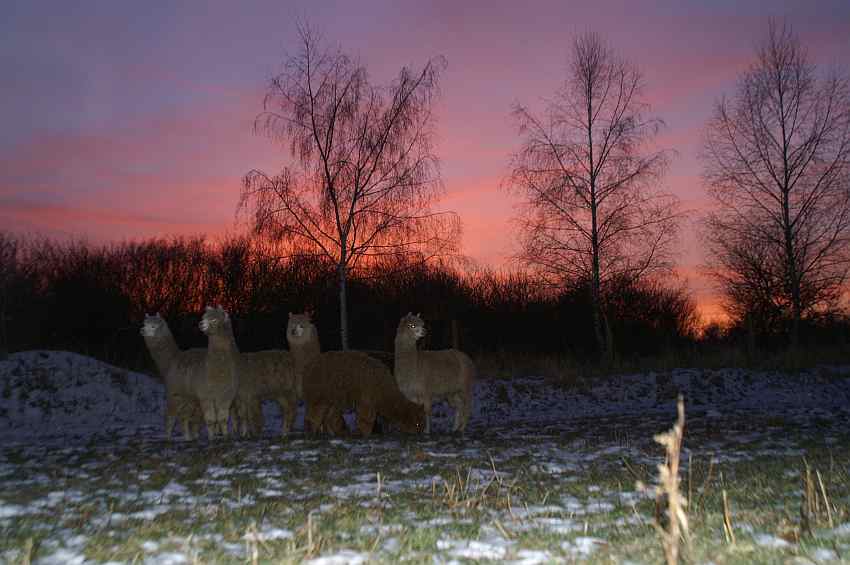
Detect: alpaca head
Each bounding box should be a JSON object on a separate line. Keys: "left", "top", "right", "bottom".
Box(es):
{"left": 199, "top": 305, "right": 231, "bottom": 336}
{"left": 286, "top": 312, "right": 316, "bottom": 347}
{"left": 397, "top": 312, "right": 426, "bottom": 342}
{"left": 140, "top": 313, "right": 170, "bottom": 338}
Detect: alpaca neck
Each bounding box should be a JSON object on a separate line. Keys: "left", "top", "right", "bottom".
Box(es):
{"left": 144, "top": 332, "right": 179, "bottom": 379}
{"left": 207, "top": 328, "right": 238, "bottom": 361}
{"left": 292, "top": 335, "right": 320, "bottom": 374}
{"left": 394, "top": 334, "right": 419, "bottom": 379}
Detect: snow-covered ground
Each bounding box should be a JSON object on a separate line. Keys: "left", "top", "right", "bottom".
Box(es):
{"left": 1, "top": 350, "right": 849, "bottom": 564}
{"left": 3, "top": 350, "right": 850, "bottom": 444}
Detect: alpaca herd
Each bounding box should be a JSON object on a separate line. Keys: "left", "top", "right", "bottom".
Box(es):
{"left": 140, "top": 307, "right": 475, "bottom": 440}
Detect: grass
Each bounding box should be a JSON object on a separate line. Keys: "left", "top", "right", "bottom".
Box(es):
{"left": 1, "top": 408, "right": 849, "bottom": 564}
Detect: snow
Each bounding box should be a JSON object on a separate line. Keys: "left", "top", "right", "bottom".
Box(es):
{"left": 1, "top": 350, "right": 850, "bottom": 563}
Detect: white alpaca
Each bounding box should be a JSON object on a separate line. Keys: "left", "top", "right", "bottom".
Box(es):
{"left": 140, "top": 313, "right": 204, "bottom": 440}
{"left": 198, "top": 305, "right": 240, "bottom": 439}
{"left": 394, "top": 313, "right": 475, "bottom": 434}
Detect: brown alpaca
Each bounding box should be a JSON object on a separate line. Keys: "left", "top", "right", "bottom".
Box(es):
{"left": 303, "top": 351, "right": 425, "bottom": 437}
{"left": 286, "top": 311, "right": 349, "bottom": 433}
{"left": 394, "top": 313, "right": 475, "bottom": 434}
{"left": 140, "top": 313, "right": 204, "bottom": 440}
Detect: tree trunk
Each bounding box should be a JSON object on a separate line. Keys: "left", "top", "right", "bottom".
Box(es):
{"left": 451, "top": 319, "right": 460, "bottom": 350}
{"left": 0, "top": 293, "right": 7, "bottom": 361}
{"left": 603, "top": 309, "right": 614, "bottom": 365}
{"left": 338, "top": 263, "right": 349, "bottom": 350}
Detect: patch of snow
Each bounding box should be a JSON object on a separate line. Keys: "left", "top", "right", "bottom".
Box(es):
{"left": 508, "top": 549, "right": 556, "bottom": 564}
{"left": 752, "top": 533, "right": 793, "bottom": 548}
{"left": 438, "top": 537, "right": 511, "bottom": 560}
{"left": 303, "top": 550, "right": 370, "bottom": 564}
{"left": 561, "top": 536, "right": 607, "bottom": 557}
{"left": 244, "top": 527, "right": 293, "bottom": 541}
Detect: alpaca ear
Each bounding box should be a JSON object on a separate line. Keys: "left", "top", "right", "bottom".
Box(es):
{"left": 205, "top": 305, "right": 212, "bottom": 311}
{"left": 288, "top": 312, "right": 292, "bottom": 318}
{"left": 156, "top": 312, "right": 161, "bottom": 317}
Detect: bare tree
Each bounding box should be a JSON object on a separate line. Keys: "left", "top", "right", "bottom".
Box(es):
{"left": 702, "top": 20, "right": 850, "bottom": 348}
{"left": 240, "top": 24, "right": 459, "bottom": 349}
{"left": 506, "top": 32, "right": 679, "bottom": 361}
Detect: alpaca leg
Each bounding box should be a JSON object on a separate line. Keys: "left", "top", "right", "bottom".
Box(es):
{"left": 423, "top": 397, "right": 432, "bottom": 435}
{"left": 462, "top": 371, "right": 474, "bottom": 432}
{"left": 280, "top": 392, "right": 297, "bottom": 435}
{"left": 356, "top": 403, "right": 377, "bottom": 437}
{"left": 201, "top": 399, "right": 219, "bottom": 440}
{"left": 305, "top": 401, "right": 326, "bottom": 435}
{"left": 215, "top": 400, "right": 232, "bottom": 439}
{"left": 324, "top": 407, "right": 347, "bottom": 435}
{"left": 165, "top": 395, "right": 179, "bottom": 440}
{"left": 188, "top": 399, "right": 203, "bottom": 440}
{"left": 449, "top": 394, "right": 464, "bottom": 432}
{"left": 250, "top": 400, "right": 264, "bottom": 437}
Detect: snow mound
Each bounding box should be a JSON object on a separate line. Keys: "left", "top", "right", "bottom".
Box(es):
{"left": 0, "top": 351, "right": 163, "bottom": 443}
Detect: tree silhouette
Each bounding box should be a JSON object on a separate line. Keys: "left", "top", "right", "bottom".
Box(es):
{"left": 702, "top": 20, "right": 850, "bottom": 348}
{"left": 241, "top": 24, "right": 459, "bottom": 349}
{"left": 506, "top": 32, "right": 679, "bottom": 362}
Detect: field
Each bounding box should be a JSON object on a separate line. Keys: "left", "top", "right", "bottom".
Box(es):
{"left": 1, "top": 351, "right": 850, "bottom": 564}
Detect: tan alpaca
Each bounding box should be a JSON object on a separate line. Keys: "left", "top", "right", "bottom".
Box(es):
{"left": 230, "top": 376, "right": 264, "bottom": 438}
{"left": 199, "top": 306, "right": 301, "bottom": 438}
{"left": 198, "top": 306, "right": 240, "bottom": 439}
{"left": 303, "top": 350, "right": 425, "bottom": 437}
{"left": 140, "top": 313, "right": 204, "bottom": 440}
{"left": 285, "top": 312, "right": 321, "bottom": 398}
{"left": 394, "top": 313, "right": 475, "bottom": 434}
{"left": 237, "top": 348, "right": 299, "bottom": 436}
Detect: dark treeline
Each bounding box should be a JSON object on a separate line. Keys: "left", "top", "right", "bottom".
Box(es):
{"left": 2, "top": 232, "right": 848, "bottom": 373}
{"left": 0, "top": 232, "right": 709, "bottom": 370}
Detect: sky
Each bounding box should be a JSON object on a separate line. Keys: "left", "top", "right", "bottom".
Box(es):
{"left": 2, "top": 1, "right": 849, "bottom": 324}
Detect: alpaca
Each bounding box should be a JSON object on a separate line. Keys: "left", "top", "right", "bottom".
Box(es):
{"left": 286, "top": 311, "right": 348, "bottom": 433}
{"left": 285, "top": 312, "right": 321, "bottom": 398}
{"left": 230, "top": 378, "right": 264, "bottom": 438}
{"left": 237, "top": 348, "right": 299, "bottom": 436}
{"left": 303, "top": 350, "right": 425, "bottom": 437}
{"left": 394, "top": 313, "right": 475, "bottom": 434}
{"left": 140, "top": 313, "right": 204, "bottom": 440}
{"left": 198, "top": 305, "right": 240, "bottom": 439}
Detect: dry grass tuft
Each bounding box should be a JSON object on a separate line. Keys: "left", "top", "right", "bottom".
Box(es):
{"left": 801, "top": 459, "right": 836, "bottom": 537}
{"left": 652, "top": 395, "right": 689, "bottom": 565}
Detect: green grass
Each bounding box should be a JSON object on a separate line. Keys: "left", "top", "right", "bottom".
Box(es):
{"left": 1, "top": 411, "right": 848, "bottom": 563}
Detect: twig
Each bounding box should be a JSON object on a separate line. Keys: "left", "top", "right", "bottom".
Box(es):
{"left": 722, "top": 489, "right": 735, "bottom": 545}
{"left": 816, "top": 469, "right": 834, "bottom": 528}
{"left": 695, "top": 456, "right": 715, "bottom": 511}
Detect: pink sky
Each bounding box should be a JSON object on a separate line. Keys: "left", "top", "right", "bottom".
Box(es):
{"left": 2, "top": 1, "right": 848, "bottom": 325}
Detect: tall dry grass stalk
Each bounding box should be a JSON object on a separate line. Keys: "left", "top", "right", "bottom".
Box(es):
{"left": 801, "top": 459, "right": 836, "bottom": 536}
{"left": 654, "top": 395, "right": 690, "bottom": 565}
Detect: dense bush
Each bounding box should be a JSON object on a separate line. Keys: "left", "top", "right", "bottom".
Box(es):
{"left": 0, "top": 231, "right": 750, "bottom": 371}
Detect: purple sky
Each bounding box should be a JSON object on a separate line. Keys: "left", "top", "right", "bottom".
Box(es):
{"left": 2, "top": 1, "right": 849, "bottom": 323}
